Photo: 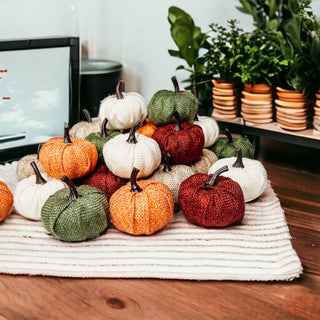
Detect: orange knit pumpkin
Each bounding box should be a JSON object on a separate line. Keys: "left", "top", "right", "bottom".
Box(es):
{"left": 136, "top": 118, "right": 157, "bottom": 137}
{"left": 110, "top": 168, "right": 174, "bottom": 235}
{"left": 39, "top": 123, "right": 98, "bottom": 179}
{"left": 0, "top": 181, "right": 13, "bottom": 222}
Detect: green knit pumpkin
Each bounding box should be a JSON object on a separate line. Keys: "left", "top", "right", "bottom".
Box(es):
{"left": 85, "top": 118, "right": 121, "bottom": 163}
{"left": 41, "top": 176, "right": 109, "bottom": 242}
{"left": 211, "top": 129, "right": 254, "bottom": 159}
{"left": 148, "top": 76, "right": 198, "bottom": 126}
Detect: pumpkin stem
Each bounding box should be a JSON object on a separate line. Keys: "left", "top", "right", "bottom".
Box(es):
{"left": 37, "top": 143, "right": 43, "bottom": 160}
{"left": 82, "top": 109, "right": 92, "bottom": 123}
{"left": 127, "top": 120, "right": 142, "bottom": 144}
{"left": 30, "top": 161, "right": 47, "bottom": 185}
{"left": 233, "top": 148, "right": 245, "bottom": 168}
{"left": 171, "top": 76, "right": 180, "bottom": 93}
{"left": 64, "top": 123, "right": 72, "bottom": 144}
{"left": 101, "top": 118, "right": 109, "bottom": 138}
{"left": 224, "top": 128, "right": 233, "bottom": 144}
{"left": 194, "top": 113, "right": 199, "bottom": 121}
{"left": 163, "top": 152, "right": 172, "bottom": 172}
{"left": 62, "top": 175, "right": 80, "bottom": 200}
{"left": 205, "top": 165, "right": 229, "bottom": 187}
{"left": 173, "top": 110, "right": 182, "bottom": 131}
{"left": 130, "top": 167, "right": 142, "bottom": 193}
{"left": 116, "top": 80, "right": 125, "bottom": 99}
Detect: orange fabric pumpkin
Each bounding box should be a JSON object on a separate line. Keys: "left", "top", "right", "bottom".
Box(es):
{"left": 39, "top": 123, "right": 98, "bottom": 179}
{"left": 110, "top": 168, "right": 174, "bottom": 235}
{"left": 136, "top": 118, "right": 157, "bottom": 137}
{"left": 0, "top": 181, "right": 13, "bottom": 222}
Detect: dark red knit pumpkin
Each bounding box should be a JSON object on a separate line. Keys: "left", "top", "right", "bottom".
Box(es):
{"left": 82, "top": 164, "right": 129, "bottom": 199}
{"left": 178, "top": 166, "right": 245, "bottom": 227}
{"left": 151, "top": 111, "right": 204, "bottom": 164}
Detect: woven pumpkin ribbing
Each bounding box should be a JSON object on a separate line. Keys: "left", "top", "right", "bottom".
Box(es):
{"left": 188, "top": 148, "right": 218, "bottom": 174}
{"left": 0, "top": 181, "right": 13, "bottom": 222}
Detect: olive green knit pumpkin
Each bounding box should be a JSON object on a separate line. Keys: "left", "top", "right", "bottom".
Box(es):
{"left": 41, "top": 176, "right": 109, "bottom": 242}
{"left": 211, "top": 129, "right": 254, "bottom": 159}
{"left": 148, "top": 76, "right": 198, "bottom": 126}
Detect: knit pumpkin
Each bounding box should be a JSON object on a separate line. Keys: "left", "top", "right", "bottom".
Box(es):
{"left": 39, "top": 123, "right": 98, "bottom": 179}
{"left": 14, "top": 162, "right": 65, "bottom": 220}
{"left": 41, "top": 175, "right": 109, "bottom": 242}
{"left": 82, "top": 164, "right": 129, "bottom": 199}
{"left": 69, "top": 109, "right": 101, "bottom": 139}
{"left": 98, "top": 80, "right": 147, "bottom": 130}
{"left": 211, "top": 128, "right": 254, "bottom": 159}
{"left": 178, "top": 166, "right": 245, "bottom": 228}
{"left": 0, "top": 181, "right": 13, "bottom": 222}
{"left": 208, "top": 148, "right": 268, "bottom": 202}
{"left": 188, "top": 148, "right": 218, "bottom": 174}
{"left": 148, "top": 76, "right": 198, "bottom": 126}
{"left": 85, "top": 118, "right": 121, "bottom": 163}
{"left": 110, "top": 168, "right": 174, "bottom": 235}
{"left": 136, "top": 118, "right": 157, "bottom": 138}
{"left": 193, "top": 114, "right": 220, "bottom": 148}
{"left": 103, "top": 120, "right": 161, "bottom": 179}
{"left": 151, "top": 111, "right": 205, "bottom": 164}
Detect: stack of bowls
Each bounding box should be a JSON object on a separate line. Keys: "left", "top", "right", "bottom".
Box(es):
{"left": 314, "top": 90, "right": 320, "bottom": 131}
{"left": 211, "top": 79, "right": 240, "bottom": 119}
{"left": 241, "top": 84, "right": 273, "bottom": 124}
{"left": 275, "top": 87, "right": 313, "bottom": 131}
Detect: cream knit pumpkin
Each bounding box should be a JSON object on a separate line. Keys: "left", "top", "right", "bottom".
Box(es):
{"left": 188, "top": 148, "right": 218, "bottom": 174}
{"left": 16, "top": 154, "right": 46, "bottom": 181}
{"left": 69, "top": 116, "right": 101, "bottom": 139}
{"left": 193, "top": 115, "right": 220, "bottom": 148}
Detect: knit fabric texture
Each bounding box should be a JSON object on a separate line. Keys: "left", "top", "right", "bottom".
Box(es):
{"left": 151, "top": 122, "right": 205, "bottom": 164}
{"left": 41, "top": 185, "right": 109, "bottom": 242}
{"left": 178, "top": 174, "right": 245, "bottom": 228}
{"left": 16, "top": 155, "right": 46, "bottom": 181}
{"left": 82, "top": 165, "right": 129, "bottom": 199}
{"left": 69, "top": 119, "right": 101, "bottom": 139}
{"left": 193, "top": 116, "right": 220, "bottom": 148}
{"left": 0, "top": 181, "right": 13, "bottom": 222}
{"left": 136, "top": 118, "right": 157, "bottom": 137}
{"left": 188, "top": 148, "right": 218, "bottom": 174}
{"left": 148, "top": 90, "right": 198, "bottom": 126}
{"left": 110, "top": 180, "right": 174, "bottom": 235}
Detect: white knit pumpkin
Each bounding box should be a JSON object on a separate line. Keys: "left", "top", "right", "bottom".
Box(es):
{"left": 98, "top": 80, "right": 147, "bottom": 130}
{"left": 70, "top": 109, "right": 101, "bottom": 139}
{"left": 103, "top": 121, "right": 161, "bottom": 179}
{"left": 188, "top": 148, "right": 218, "bottom": 174}
{"left": 208, "top": 148, "right": 267, "bottom": 202}
{"left": 193, "top": 115, "right": 220, "bottom": 148}
{"left": 14, "top": 162, "right": 65, "bottom": 220}
{"left": 16, "top": 154, "right": 46, "bottom": 181}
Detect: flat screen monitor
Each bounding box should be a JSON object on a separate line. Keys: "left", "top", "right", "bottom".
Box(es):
{"left": 0, "top": 37, "right": 79, "bottom": 163}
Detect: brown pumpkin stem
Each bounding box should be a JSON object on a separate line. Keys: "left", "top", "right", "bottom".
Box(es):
{"left": 37, "top": 143, "right": 43, "bottom": 160}
{"left": 194, "top": 113, "right": 199, "bottom": 121}
{"left": 173, "top": 110, "right": 182, "bottom": 131}
{"left": 224, "top": 128, "right": 233, "bottom": 144}
{"left": 205, "top": 165, "right": 229, "bottom": 187}
{"left": 171, "top": 76, "right": 180, "bottom": 93}
{"left": 62, "top": 175, "right": 80, "bottom": 200}
{"left": 127, "top": 120, "right": 142, "bottom": 144}
{"left": 30, "top": 161, "right": 47, "bottom": 185}
{"left": 116, "top": 80, "right": 125, "bottom": 99}
{"left": 233, "top": 148, "right": 245, "bottom": 168}
{"left": 64, "top": 123, "right": 72, "bottom": 144}
{"left": 163, "top": 152, "right": 172, "bottom": 172}
{"left": 130, "top": 167, "right": 142, "bottom": 193}
{"left": 82, "top": 109, "right": 92, "bottom": 123}
{"left": 101, "top": 118, "right": 109, "bottom": 138}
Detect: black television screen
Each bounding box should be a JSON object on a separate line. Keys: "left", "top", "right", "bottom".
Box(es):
{"left": 0, "top": 37, "right": 79, "bottom": 163}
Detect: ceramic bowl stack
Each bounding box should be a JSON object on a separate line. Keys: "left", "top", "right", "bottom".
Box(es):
{"left": 240, "top": 84, "right": 273, "bottom": 124}
{"left": 211, "top": 79, "right": 240, "bottom": 120}
{"left": 314, "top": 91, "right": 320, "bottom": 131}
{"left": 275, "top": 87, "right": 313, "bottom": 131}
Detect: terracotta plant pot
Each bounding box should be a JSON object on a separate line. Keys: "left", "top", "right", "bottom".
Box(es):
{"left": 314, "top": 89, "right": 320, "bottom": 131}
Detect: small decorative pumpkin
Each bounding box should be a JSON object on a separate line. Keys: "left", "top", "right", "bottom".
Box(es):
{"left": 41, "top": 175, "right": 109, "bottom": 242}
{"left": 14, "top": 162, "right": 66, "bottom": 220}
{"left": 85, "top": 118, "right": 121, "bottom": 163}
{"left": 98, "top": 80, "right": 147, "bottom": 130}
{"left": 69, "top": 109, "right": 101, "bottom": 139}
{"left": 193, "top": 114, "right": 220, "bottom": 148}
{"left": 211, "top": 128, "right": 254, "bottom": 159}
{"left": 110, "top": 167, "right": 174, "bottom": 235}
{"left": 148, "top": 76, "right": 198, "bottom": 126}
{"left": 136, "top": 118, "right": 157, "bottom": 137}
{"left": 82, "top": 164, "right": 129, "bottom": 199}
{"left": 178, "top": 166, "right": 245, "bottom": 228}
{"left": 39, "top": 123, "right": 98, "bottom": 179}
{"left": 0, "top": 181, "right": 14, "bottom": 222}
{"left": 151, "top": 111, "right": 205, "bottom": 164}
{"left": 103, "top": 120, "right": 161, "bottom": 179}
{"left": 208, "top": 148, "right": 268, "bottom": 202}
{"left": 188, "top": 148, "right": 218, "bottom": 174}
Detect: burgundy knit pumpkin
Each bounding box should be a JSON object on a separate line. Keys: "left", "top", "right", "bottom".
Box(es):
{"left": 82, "top": 164, "right": 129, "bottom": 199}
{"left": 178, "top": 166, "right": 245, "bottom": 227}
{"left": 151, "top": 111, "right": 204, "bottom": 164}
